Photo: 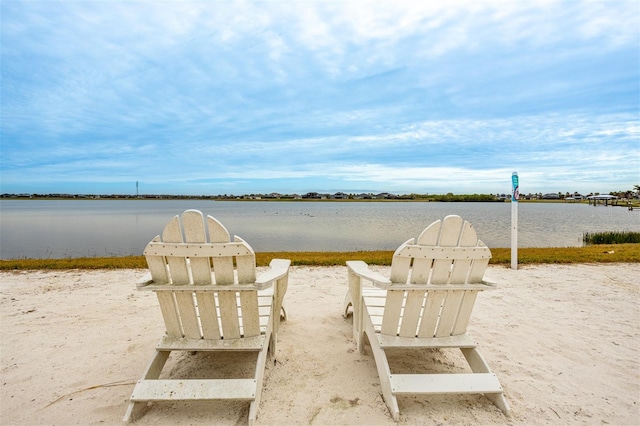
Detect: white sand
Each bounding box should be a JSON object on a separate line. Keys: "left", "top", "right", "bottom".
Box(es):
{"left": 1, "top": 264, "right": 639, "bottom": 425}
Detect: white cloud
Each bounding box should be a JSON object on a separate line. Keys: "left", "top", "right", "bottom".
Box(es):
{"left": 1, "top": 1, "right": 638, "bottom": 195}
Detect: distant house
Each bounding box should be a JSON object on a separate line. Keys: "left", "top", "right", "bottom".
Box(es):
{"left": 375, "top": 192, "right": 397, "bottom": 199}
{"left": 566, "top": 193, "right": 584, "bottom": 202}
{"left": 302, "top": 192, "right": 321, "bottom": 199}
{"left": 354, "top": 193, "right": 373, "bottom": 199}
{"left": 542, "top": 193, "right": 560, "bottom": 199}
{"left": 332, "top": 192, "right": 348, "bottom": 199}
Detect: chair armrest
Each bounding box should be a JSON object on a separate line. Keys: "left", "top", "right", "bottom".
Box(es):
{"left": 481, "top": 278, "right": 498, "bottom": 288}
{"left": 346, "top": 260, "right": 391, "bottom": 288}
{"left": 136, "top": 273, "right": 153, "bottom": 289}
{"left": 255, "top": 258, "right": 291, "bottom": 289}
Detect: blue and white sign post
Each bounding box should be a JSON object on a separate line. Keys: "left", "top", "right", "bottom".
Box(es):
{"left": 511, "top": 172, "right": 519, "bottom": 270}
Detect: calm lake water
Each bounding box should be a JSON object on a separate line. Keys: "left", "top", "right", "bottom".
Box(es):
{"left": 0, "top": 200, "right": 638, "bottom": 259}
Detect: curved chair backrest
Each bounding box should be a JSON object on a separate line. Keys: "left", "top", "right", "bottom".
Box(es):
{"left": 142, "top": 210, "right": 263, "bottom": 340}
{"left": 383, "top": 215, "right": 492, "bottom": 338}
{"left": 389, "top": 214, "right": 491, "bottom": 285}
{"left": 144, "top": 209, "right": 256, "bottom": 286}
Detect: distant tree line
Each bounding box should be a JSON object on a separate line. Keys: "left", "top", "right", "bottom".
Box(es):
{"left": 2, "top": 185, "right": 638, "bottom": 201}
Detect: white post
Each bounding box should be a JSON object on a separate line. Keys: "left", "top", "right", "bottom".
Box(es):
{"left": 511, "top": 172, "right": 519, "bottom": 270}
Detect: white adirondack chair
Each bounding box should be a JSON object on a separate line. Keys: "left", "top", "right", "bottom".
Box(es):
{"left": 343, "top": 215, "right": 509, "bottom": 421}
{"left": 124, "top": 210, "right": 290, "bottom": 425}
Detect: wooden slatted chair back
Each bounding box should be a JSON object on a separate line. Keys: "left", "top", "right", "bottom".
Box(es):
{"left": 382, "top": 215, "right": 492, "bottom": 338}
{"left": 143, "top": 210, "right": 262, "bottom": 340}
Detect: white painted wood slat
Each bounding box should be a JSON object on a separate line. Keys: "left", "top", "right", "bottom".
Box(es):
{"left": 396, "top": 246, "right": 491, "bottom": 260}
{"left": 389, "top": 239, "right": 414, "bottom": 283}
{"left": 236, "top": 255, "right": 256, "bottom": 284}
{"left": 381, "top": 290, "right": 404, "bottom": 335}
{"left": 390, "top": 373, "right": 503, "bottom": 394}
{"left": 156, "top": 291, "right": 182, "bottom": 337}
{"left": 449, "top": 220, "right": 477, "bottom": 283}
{"left": 207, "top": 215, "right": 231, "bottom": 242}
{"left": 240, "top": 291, "right": 260, "bottom": 337}
{"left": 435, "top": 290, "right": 464, "bottom": 337}
{"left": 431, "top": 216, "right": 462, "bottom": 284}
{"left": 398, "top": 291, "right": 424, "bottom": 337}
{"left": 183, "top": 210, "right": 212, "bottom": 285}
{"left": 162, "top": 215, "right": 190, "bottom": 285}
{"left": 376, "top": 333, "right": 477, "bottom": 349}
{"left": 468, "top": 256, "right": 490, "bottom": 283}
{"left": 213, "top": 256, "right": 235, "bottom": 285}
{"left": 452, "top": 291, "right": 478, "bottom": 335}
{"left": 207, "top": 216, "right": 235, "bottom": 284}
{"left": 131, "top": 379, "right": 257, "bottom": 401}
{"left": 146, "top": 255, "right": 169, "bottom": 284}
{"left": 195, "top": 291, "right": 220, "bottom": 339}
{"left": 144, "top": 242, "right": 254, "bottom": 258}
{"left": 416, "top": 291, "right": 445, "bottom": 338}
{"left": 158, "top": 335, "right": 265, "bottom": 351}
{"left": 235, "top": 237, "right": 256, "bottom": 284}
{"left": 146, "top": 236, "right": 169, "bottom": 283}
{"left": 175, "top": 292, "right": 201, "bottom": 339}
{"left": 218, "top": 291, "right": 241, "bottom": 339}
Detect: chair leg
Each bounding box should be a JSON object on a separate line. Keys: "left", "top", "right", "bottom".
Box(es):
{"left": 275, "top": 276, "right": 288, "bottom": 323}
{"left": 461, "top": 347, "right": 510, "bottom": 416}
{"left": 269, "top": 331, "right": 277, "bottom": 357}
{"left": 343, "top": 292, "right": 353, "bottom": 318}
{"left": 123, "top": 350, "right": 170, "bottom": 423}
{"left": 248, "top": 402, "right": 258, "bottom": 426}
{"left": 485, "top": 392, "right": 511, "bottom": 416}
{"left": 123, "top": 401, "right": 149, "bottom": 424}
{"left": 364, "top": 326, "right": 399, "bottom": 421}
{"left": 347, "top": 272, "right": 364, "bottom": 344}
{"left": 357, "top": 326, "right": 366, "bottom": 354}
{"left": 249, "top": 334, "right": 271, "bottom": 425}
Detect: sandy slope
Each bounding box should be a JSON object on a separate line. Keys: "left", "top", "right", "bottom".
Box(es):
{"left": 1, "top": 264, "right": 638, "bottom": 425}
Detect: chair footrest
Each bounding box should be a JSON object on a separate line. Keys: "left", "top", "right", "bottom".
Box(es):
{"left": 377, "top": 333, "right": 477, "bottom": 348}
{"left": 130, "top": 379, "right": 257, "bottom": 401}
{"left": 158, "top": 335, "right": 265, "bottom": 351}
{"left": 390, "top": 373, "right": 503, "bottom": 395}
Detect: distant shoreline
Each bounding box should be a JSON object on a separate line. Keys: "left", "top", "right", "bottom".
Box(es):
{"left": 2, "top": 196, "right": 506, "bottom": 202}
{"left": 3, "top": 196, "right": 638, "bottom": 208}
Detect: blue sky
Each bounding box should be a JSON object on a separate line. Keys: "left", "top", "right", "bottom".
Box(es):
{"left": 1, "top": 0, "right": 638, "bottom": 196}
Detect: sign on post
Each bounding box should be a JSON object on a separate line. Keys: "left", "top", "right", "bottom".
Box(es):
{"left": 511, "top": 172, "right": 519, "bottom": 270}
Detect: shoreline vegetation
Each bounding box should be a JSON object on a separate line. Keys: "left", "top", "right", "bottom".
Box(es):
{"left": 4, "top": 195, "right": 640, "bottom": 214}
{"left": 2, "top": 244, "right": 639, "bottom": 270}
{"left": 3, "top": 191, "right": 640, "bottom": 207}
{"left": 583, "top": 231, "right": 640, "bottom": 244}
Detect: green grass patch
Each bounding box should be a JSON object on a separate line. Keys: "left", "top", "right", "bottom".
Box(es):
{"left": 1, "top": 244, "right": 638, "bottom": 270}
{"left": 583, "top": 231, "right": 640, "bottom": 245}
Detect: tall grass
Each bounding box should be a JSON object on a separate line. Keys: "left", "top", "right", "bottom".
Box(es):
{"left": 1, "top": 244, "right": 639, "bottom": 270}
{"left": 583, "top": 231, "right": 640, "bottom": 245}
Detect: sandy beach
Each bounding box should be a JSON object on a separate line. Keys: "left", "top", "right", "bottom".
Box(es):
{"left": 1, "top": 263, "right": 638, "bottom": 425}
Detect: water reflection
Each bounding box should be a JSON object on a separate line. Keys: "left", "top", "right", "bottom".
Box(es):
{"left": 0, "top": 200, "right": 637, "bottom": 259}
